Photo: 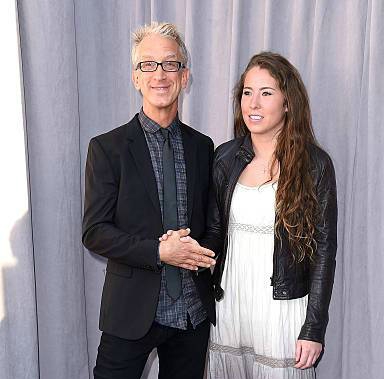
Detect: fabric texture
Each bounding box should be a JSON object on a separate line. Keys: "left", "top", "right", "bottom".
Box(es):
{"left": 209, "top": 182, "right": 314, "bottom": 379}
{"left": 94, "top": 319, "right": 210, "bottom": 379}
{"left": 206, "top": 134, "right": 337, "bottom": 346}
{"left": 81, "top": 114, "right": 215, "bottom": 342}
{"left": 139, "top": 109, "right": 207, "bottom": 329}
{"left": 161, "top": 127, "right": 182, "bottom": 300}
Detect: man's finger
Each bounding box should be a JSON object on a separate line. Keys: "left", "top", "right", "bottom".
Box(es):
{"left": 159, "top": 233, "right": 168, "bottom": 241}
{"left": 193, "top": 254, "right": 215, "bottom": 266}
{"left": 180, "top": 263, "right": 198, "bottom": 271}
{"left": 200, "top": 247, "right": 215, "bottom": 257}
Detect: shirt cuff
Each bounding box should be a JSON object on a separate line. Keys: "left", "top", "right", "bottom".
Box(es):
{"left": 157, "top": 245, "right": 164, "bottom": 269}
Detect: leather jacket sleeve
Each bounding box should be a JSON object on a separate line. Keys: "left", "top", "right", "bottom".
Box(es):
{"left": 200, "top": 150, "right": 225, "bottom": 267}
{"left": 298, "top": 153, "right": 338, "bottom": 345}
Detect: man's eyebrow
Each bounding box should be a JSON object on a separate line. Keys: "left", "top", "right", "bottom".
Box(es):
{"left": 164, "top": 53, "right": 178, "bottom": 59}
{"left": 140, "top": 53, "right": 178, "bottom": 61}
{"left": 139, "top": 55, "right": 154, "bottom": 60}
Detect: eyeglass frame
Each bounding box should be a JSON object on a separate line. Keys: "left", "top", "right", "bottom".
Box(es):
{"left": 135, "top": 60, "right": 186, "bottom": 72}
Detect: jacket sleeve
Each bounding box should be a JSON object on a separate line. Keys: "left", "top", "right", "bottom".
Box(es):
{"left": 298, "top": 155, "right": 338, "bottom": 344}
{"left": 200, "top": 149, "right": 225, "bottom": 270}
{"left": 82, "top": 137, "right": 159, "bottom": 271}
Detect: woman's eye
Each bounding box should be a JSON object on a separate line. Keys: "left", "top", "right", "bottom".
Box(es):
{"left": 242, "top": 90, "right": 252, "bottom": 96}
{"left": 262, "top": 91, "right": 272, "bottom": 96}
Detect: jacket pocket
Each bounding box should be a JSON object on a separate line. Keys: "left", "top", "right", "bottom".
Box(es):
{"left": 106, "top": 262, "right": 133, "bottom": 278}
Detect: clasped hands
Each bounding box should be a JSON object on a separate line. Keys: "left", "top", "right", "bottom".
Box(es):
{"left": 158, "top": 228, "right": 216, "bottom": 271}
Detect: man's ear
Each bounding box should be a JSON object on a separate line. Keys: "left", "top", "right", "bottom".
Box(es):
{"left": 181, "top": 67, "right": 190, "bottom": 90}
{"left": 132, "top": 70, "right": 140, "bottom": 90}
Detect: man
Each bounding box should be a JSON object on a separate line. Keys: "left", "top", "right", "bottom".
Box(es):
{"left": 82, "top": 22, "right": 216, "bottom": 379}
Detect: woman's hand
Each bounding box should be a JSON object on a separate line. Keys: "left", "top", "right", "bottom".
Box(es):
{"left": 294, "top": 339, "right": 322, "bottom": 369}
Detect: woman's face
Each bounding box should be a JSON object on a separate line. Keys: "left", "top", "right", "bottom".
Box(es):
{"left": 241, "top": 66, "right": 287, "bottom": 139}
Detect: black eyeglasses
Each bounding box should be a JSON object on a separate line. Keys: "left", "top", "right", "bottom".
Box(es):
{"left": 136, "top": 61, "right": 185, "bottom": 72}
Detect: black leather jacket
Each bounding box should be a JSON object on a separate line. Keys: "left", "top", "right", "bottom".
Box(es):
{"left": 202, "top": 134, "right": 337, "bottom": 344}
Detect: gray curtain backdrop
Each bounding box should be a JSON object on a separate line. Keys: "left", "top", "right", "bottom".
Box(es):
{"left": 3, "top": 0, "right": 383, "bottom": 378}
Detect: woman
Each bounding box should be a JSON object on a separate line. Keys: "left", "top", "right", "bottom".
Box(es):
{"left": 203, "top": 52, "right": 337, "bottom": 379}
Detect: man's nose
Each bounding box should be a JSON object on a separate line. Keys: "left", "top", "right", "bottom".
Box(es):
{"left": 153, "top": 64, "right": 167, "bottom": 79}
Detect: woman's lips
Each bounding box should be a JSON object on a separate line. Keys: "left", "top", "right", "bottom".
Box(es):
{"left": 249, "top": 114, "right": 263, "bottom": 121}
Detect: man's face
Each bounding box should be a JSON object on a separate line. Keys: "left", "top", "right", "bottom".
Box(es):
{"left": 132, "top": 34, "right": 189, "bottom": 119}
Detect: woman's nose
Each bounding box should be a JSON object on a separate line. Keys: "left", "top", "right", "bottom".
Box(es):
{"left": 249, "top": 94, "right": 260, "bottom": 109}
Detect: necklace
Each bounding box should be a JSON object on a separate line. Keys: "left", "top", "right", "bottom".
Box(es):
{"left": 250, "top": 159, "right": 272, "bottom": 174}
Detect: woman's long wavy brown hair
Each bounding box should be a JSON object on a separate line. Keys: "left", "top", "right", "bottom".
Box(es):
{"left": 234, "top": 52, "right": 318, "bottom": 262}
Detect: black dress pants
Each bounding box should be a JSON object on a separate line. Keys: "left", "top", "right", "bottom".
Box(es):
{"left": 94, "top": 318, "right": 210, "bottom": 379}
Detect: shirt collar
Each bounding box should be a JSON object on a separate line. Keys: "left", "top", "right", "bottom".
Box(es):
{"left": 138, "top": 108, "right": 180, "bottom": 136}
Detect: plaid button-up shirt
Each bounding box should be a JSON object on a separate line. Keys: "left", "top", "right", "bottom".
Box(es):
{"left": 138, "top": 109, "right": 207, "bottom": 330}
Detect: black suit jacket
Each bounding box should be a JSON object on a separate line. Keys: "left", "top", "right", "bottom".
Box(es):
{"left": 82, "top": 114, "right": 215, "bottom": 340}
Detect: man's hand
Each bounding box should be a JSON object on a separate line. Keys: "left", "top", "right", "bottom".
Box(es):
{"left": 158, "top": 228, "right": 190, "bottom": 242}
{"left": 159, "top": 229, "right": 216, "bottom": 271}
{"left": 294, "top": 339, "right": 322, "bottom": 369}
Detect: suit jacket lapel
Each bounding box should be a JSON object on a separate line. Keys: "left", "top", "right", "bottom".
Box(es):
{"left": 125, "top": 116, "right": 162, "bottom": 219}
{"left": 180, "top": 124, "right": 197, "bottom": 225}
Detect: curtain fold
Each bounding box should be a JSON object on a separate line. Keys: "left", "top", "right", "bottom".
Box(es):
{"left": 16, "top": 0, "right": 89, "bottom": 378}
{"left": 0, "top": 2, "right": 39, "bottom": 379}
{"left": 5, "top": 0, "right": 382, "bottom": 378}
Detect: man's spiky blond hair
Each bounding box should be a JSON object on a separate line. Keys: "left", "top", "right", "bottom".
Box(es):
{"left": 131, "top": 22, "right": 188, "bottom": 67}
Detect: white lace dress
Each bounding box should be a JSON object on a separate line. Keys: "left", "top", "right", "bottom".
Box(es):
{"left": 208, "top": 182, "right": 315, "bottom": 379}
